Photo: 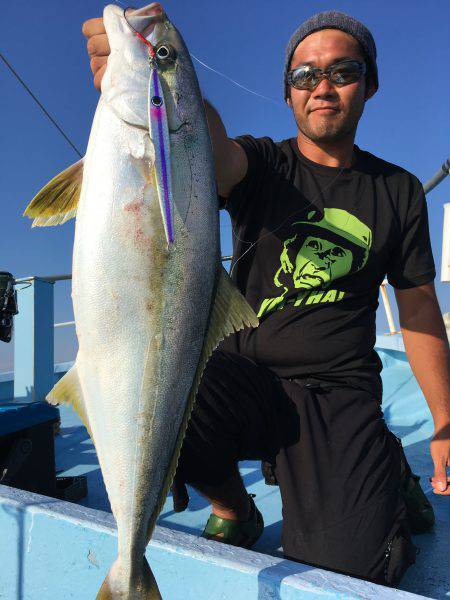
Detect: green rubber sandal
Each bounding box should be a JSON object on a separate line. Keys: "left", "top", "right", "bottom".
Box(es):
{"left": 201, "top": 494, "right": 264, "bottom": 549}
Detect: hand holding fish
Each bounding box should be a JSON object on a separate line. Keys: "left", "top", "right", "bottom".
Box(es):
{"left": 83, "top": 4, "right": 165, "bottom": 90}
{"left": 82, "top": 5, "right": 249, "bottom": 203}
{"left": 83, "top": 16, "right": 110, "bottom": 90}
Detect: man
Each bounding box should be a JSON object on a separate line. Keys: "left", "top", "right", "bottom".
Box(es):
{"left": 83, "top": 6, "right": 450, "bottom": 587}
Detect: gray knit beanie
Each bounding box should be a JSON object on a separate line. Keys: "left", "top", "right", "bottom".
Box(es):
{"left": 284, "top": 11, "right": 378, "bottom": 100}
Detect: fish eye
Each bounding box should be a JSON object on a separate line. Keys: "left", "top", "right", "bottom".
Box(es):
{"left": 155, "top": 45, "right": 176, "bottom": 61}
{"left": 151, "top": 96, "right": 163, "bottom": 107}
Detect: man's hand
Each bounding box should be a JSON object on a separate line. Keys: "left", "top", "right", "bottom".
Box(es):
{"left": 395, "top": 283, "right": 450, "bottom": 496}
{"left": 430, "top": 423, "right": 450, "bottom": 495}
{"left": 82, "top": 17, "right": 110, "bottom": 90}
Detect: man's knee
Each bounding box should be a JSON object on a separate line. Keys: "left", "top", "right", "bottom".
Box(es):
{"left": 281, "top": 493, "right": 417, "bottom": 587}
{"left": 176, "top": 350, "right": 274, "bottom": 487}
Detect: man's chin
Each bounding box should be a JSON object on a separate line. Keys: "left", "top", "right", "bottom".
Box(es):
{"left": 298, "top": 119, "right": 355, "bottom": 144}
{"left": 306, "top": 127, "right": 348, "bottom": 144}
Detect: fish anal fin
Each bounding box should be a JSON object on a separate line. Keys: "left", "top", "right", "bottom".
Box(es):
{"left": 146, "top": 266, "right": 259, "bottom": 538}
{"left": 23, "top": 159, "right": 84, "bottom": 227}
{"left": 47, "top": 363, "right": 92, "bottom": 439}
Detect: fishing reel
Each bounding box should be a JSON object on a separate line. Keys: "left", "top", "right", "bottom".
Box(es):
{"left": 0, "top": 272, "right": 18, "bottom": 343}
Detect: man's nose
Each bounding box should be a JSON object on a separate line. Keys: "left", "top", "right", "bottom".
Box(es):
{"left": 312, "top": 77, "right": 337, "bottom": 99}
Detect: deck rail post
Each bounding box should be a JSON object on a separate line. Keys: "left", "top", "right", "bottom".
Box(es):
{"left": 441, "top": 203, "right": 450, "bottom": 282}
{"left": 13, "top": 278, "right": 54, "bottom": 402}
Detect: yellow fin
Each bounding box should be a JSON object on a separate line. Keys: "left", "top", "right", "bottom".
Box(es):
{"left": 147, "top": 266, "right": 259, "bottom": 536}
{"left": 23, "top": 159, "right": 83, "bottom": 227}
{"left": 47, "top": 363, "right": 92, "bottom": 439}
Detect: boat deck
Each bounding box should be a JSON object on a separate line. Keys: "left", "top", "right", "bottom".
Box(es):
{"left": 54, "top": 340, "right": 450, "bottom": 599}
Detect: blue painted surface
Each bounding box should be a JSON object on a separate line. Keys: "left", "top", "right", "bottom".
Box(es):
{"left": 13, "top": 279, "right": 54, "bottom": 403}
{"left": 0, "top": 484, "right": 424, "bottom": 600}
{"left": 376, "top": 333, "right": 405, "bottom": 353}
{"left": 0, "top": 371, "right": 13, "bottom": 402}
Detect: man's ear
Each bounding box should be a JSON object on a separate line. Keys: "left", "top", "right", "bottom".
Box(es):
{"left": 364, "top": 81, "right": 377, "bottom": 101}
{"left": 286, "top": 96, "right": 292, "bottom": 108}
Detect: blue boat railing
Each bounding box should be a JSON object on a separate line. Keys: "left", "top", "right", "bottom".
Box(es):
{"left": 9, "top": 256, "right": 399, "bottom": 404}
{"left": 9, "top": 257, "right": 234, "bottom": 403}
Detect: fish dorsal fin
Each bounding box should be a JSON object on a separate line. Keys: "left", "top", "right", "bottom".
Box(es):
{"left": 23, "top": 159, "right": 84, "bottom": 227}
{"left": 46, "top": 362, "right": 92, "bottom": 439}
{"left": 147, "top": 266, "right": 259, "bottom": 537}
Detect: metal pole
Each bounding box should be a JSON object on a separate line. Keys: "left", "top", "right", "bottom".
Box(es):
{"left": 441, "top": 203, "right": 450, "bottom": 282}
{"left": 423, "top": 158, "right": 450, "bottom": 195}
{"left": 380, "top": 282, "right": 397, "bottom": 335}
{"left": 54, "top": 321, "right": 75, "bottom": 329}
{"left": 13, "top": 260, "right": 234, "bottom": 284}
{"left": 13, "top": 279, "right": 54, "bottom": 402}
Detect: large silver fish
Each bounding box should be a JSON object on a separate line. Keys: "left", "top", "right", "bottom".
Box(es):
{"left": 24, "top": 3, "right": 258, "bottom": 598}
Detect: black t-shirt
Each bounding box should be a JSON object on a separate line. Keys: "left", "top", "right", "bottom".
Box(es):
{"left": 220, "top": 136, "right": 435, "bottom": 396}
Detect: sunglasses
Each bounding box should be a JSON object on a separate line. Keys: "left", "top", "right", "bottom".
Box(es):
{"left": 287, "top": 59, "right": 366, "bottom": 92}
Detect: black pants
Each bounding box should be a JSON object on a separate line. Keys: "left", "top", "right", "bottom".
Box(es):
{"left": 177, "top": 350, "right": 416, "bottom": 586}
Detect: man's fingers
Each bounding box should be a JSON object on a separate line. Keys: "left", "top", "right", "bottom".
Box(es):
{"left": 82, "top": 16, "right": 109, "bottom": 91}
{"left": 430, "top": 475, "right": 450, "bottom": 494}
{"left": 432, "top": 483, "right": 450, "bottom": 495}
{"left": 432, "top": 463, "right": 448, "bottom": 492}
{"left": 90, "top": 56, "right": 108, "bottom": 77}
{"left": 82, "top": 18, "right": 106, "bottom": 39}
{"left": 93, "top": 63, "right": 108, "bottom": 92}
{"left": 87, "top": 34, "right": 110, "bottom": 59}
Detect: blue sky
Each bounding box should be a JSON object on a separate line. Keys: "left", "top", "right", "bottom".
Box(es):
{"left": 1, "top": 0, "right": 449, "bottom": 372}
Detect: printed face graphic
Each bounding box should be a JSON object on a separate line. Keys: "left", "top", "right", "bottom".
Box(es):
{"left": 293, "top": 235, "right": 353, "bottom": 289}
{"left": 257, "top": 209, "right": 372, "bottom": 319}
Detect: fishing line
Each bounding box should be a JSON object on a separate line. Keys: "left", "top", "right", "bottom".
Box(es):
{"left": 0, "top": 52, "right": 83, "bottom": 158}
{"left": 229, "top": 166, "right": 346, "bottom": 276}
{"left": 190, "top": 53, "right": 286, "bottom": 108}
{"left": 120, "top": 5, "right": 284, "bottom": 108}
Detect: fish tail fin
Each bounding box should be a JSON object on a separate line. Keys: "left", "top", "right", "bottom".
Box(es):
{"left": 96, "top": 557, "right": 161, "bottom": 600}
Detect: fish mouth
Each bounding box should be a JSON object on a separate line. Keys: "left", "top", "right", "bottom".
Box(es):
{"left": 169, "top": 121, "right": 189, "bottom": 134}
{"left": 124, "top": 3, "right": 167, "bottom": 38}
{"left": 118, "top": 118, "right": 188, "bottom": 134}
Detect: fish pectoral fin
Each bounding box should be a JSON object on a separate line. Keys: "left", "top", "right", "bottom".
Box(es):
{"left": 147, "top": 266, "right": 259, "bottom": 535}
{"left": 23, "top": 159, "right": 84, "bottom": 227}
{"left": 204, "top": 265, "right": 259, "bottom": 357}
{"left": 47, "top": 362, "right": 92, "bottom": 439}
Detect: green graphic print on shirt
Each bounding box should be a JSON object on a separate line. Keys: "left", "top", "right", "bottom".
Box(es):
{"left": 258, "top": 208, "right": 373, "bottom": 318}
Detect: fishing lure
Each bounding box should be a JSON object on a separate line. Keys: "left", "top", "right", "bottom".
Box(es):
{"left": 124, "top": 8, "right": 174, "bottom": 247}
{"left": 148, "top": 64, "right": 174, "bottom": 246}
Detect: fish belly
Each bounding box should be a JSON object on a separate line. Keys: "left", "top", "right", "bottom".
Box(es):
{"left": 72, "top": 100, "right": 218, "bottom": 561}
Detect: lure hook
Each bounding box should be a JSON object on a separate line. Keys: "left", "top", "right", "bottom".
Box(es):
{"left": 123, "top": 7, "right": 156, "bottom": 58}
